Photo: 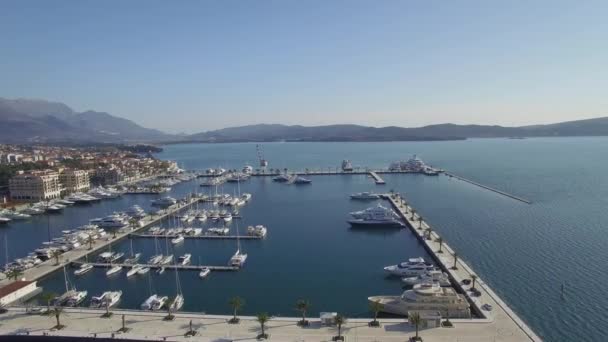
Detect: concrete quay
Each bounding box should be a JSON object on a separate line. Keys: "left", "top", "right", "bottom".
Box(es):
{"left": 384, "top": 193, "right": 542, "bottom": 341}
{"left": 368, "top": 171, "right": 385, "bottom": 184}
{"left": 444, "top": 172, "right": 532, "bottom": 204}
{"left": 0, "top": 197, "right": 201, "bottom": 287}
{"left": 0, "top": 306, "right": 541, "bottom": 341}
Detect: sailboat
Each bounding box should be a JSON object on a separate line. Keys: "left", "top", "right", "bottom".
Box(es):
{"left": 141, "top": 271, "right": 160, "bottom": 310}
{"left": 106, "top": 243, "right": 122, "bottom": 276}
{"left": 229, "top": 221, "right": 248, "bottom": 267}
{"left": 124, "top": 239, "right": 141, "bottom": 264}
{"left": 169, "top": 262, "right": 184, "bottom": 312}
{"left": 56, "top": 266, "right": 87, "bottom": 306}
{"left": 148, "top": 235, "right": 164, "bottom": 265}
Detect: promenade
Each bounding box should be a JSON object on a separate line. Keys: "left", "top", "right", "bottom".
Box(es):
{"left": 0, "top": 307, "right": 539, "bottom": 341}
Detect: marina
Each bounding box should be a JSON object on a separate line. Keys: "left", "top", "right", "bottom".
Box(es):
{"left": 130, "top": 233, "right": 263, "bottom": 240}
{"left": 70, "top": 261, "right": 238, "bottom": 272}
{"left": 5, "top": 139, "right": 608, "bottom": 341}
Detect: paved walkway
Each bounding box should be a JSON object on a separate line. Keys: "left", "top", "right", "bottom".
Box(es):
{"left": 0, "top": 308, "right": 537, "bottom": 341}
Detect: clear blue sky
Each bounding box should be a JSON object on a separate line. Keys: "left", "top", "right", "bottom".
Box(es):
{"left": 1, "top": 0, "right": 607, "bottom": 133}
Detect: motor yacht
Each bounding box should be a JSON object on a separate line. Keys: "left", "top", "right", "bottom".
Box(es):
{"left": 92, "top": 214, "right": 128, "bottom": 228}
{"left": 74, "top": 263, "right": 94, "bottom": 276}
{"left": 0, "top": 217, "right": 11, "bottom": 224}
{"left": 151, "top": 197, "right": 177, "bottom": 207}
{"left": 294, "top": 176, "right": 312, "bottom": 184}
{"left": 106, "top": 265, "right": 123, "bottom": 276}
{"left": 348, "top": 203, "right": 404, "bottom": 226}
{"left": 208, "top": 227, "right": 229, "bottom": 236}
{"left": 342, "top": 160, "right": 354, "bottom": 172}
{"left": 384, "top": 257, "right": 435, "bottom": 277}
{"left": 126, "top": 205, "right": 146, "bottom": 218}
{"left": 199, "top": 267, "right": 211, "bottom": 278}
{"left": 350, "top": 192, "right": 380, "bottom": 200}
{"left": 402, "top": 270, "right": 451, "bottom": 287}
{"left": 247, "top": 225, "right": 267, "bottom": 238}
{"left": 272, "top": 174, "right": 290, "bottom": 182}
{"left": 368, "top": 283, "right": 471, "bottom": 318}
{"left": 178, "top": 254, "right": 191, "bottom": 265}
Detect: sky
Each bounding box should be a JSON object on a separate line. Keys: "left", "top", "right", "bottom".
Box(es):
{"left": 1, "top": 0, "right": 607, "bottom": 133}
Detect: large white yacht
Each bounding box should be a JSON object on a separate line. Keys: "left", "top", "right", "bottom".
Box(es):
{"left": 342, "top": 160, "right": 354, "bottom": 172}
{"left": 91, "top": 214, "right": 128, "bottom": 228}
{"left": 368, "top": 283, "right": 471, "bottom": 318}
{"left": 348, "top": 203, "right": 403, "bottom": 226}
{"left": 151, "top": 197, "right": 177, "bottom": 207}
{"left": 402, "top": 270, "right": 451, "bottom": 287}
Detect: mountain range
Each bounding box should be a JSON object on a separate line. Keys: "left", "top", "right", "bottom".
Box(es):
{"left": 0, "top": 98, "right": 170, "bottom": 143}
{"left": 2, "top": 97, "right": 608, "bottom": 144}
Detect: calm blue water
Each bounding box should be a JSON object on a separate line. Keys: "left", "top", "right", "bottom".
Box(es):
{"left": 4, "top": 138, "right": 608, "bottom": 341}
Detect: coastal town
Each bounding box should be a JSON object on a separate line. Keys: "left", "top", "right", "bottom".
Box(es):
{"left": 0, "top": 144, "right": 177, "bottom": 207}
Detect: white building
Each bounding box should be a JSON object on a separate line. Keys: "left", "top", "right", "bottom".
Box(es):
{"left": 9, "top": 170, "right": 62, "bottom": 201}
{"left": 60, "top": 169, "right": 90, "bottom": 194}
{"left": 0, "top": 281, "right": 40, "bottom": 306}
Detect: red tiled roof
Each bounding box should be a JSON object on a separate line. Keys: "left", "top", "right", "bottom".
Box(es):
{"left": 0, "top": 281, "right": 34, "bottom": 298}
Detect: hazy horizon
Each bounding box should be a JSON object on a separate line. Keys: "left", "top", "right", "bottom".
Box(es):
{"left": 2, "top": 1, "right": 607, "bottom": 133}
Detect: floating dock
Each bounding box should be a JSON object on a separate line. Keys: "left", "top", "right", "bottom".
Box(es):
{"left": 71, "top": 261, "right": 238, "bottom": 272}
{"left": 369, "top": 171, "right": 385, "bottom": 184}
{"left": 384, "top": 193, "right": 541, "bottom": 341}
{"left": 130, "top": 233, "right": 262, "bottom": 240}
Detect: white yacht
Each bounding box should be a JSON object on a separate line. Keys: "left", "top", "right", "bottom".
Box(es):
{"left": 0, "top": 217, "right": 11, "bottom": 224}
{"left": 148, "top": 254, "right": 164, "bottom": 265}
{"left": 141, "top": 294, "right": 160, "bottom": 310}
{"left": 65, "top": 290, "right": 88, "bottom": 307}
{"left": 208, "top": 227, "right": 229, "bottom": 236}
{"left": 402, "top": 270, "right": 451, "bottom": 287}
{"left": 350, "top": 192, "right": 380, "bottom": 200}
{"left": 138, "top": 267, "right": 150, "bottom": 275}
{"left": 126, "top": 205, "right": 146, "bottom": 218}
{"left": 171, "top": 235, "right": 184, "bottom": 245}
{"left": 170, "top": 294, "right": 184, "bottom": 312}
{"left": 242, "top": 165, "right": 253, "bottom": 174}
{"left": 384, "top": 257, "right": 435, "bottom": 277}
{"left": 160, "top": 254, "right": 174, "bottom": 265}
{"left": 368, "top": 283, "right": 471, "bottom": 318}
{"left": 92, "top": 214, "right": 128, "bottom": 228}
{"left": 178, "top": 254, "right": 191, "bottom": 265}
{"left": 247, "top": 225, "right": 267, "bottom": 238}
{"left": 229, "top": 249, "right": 248, "bottom": 267}
{"left": 74, "top": 263, "right": 94, "bottom": 276}
{"left": 223, "top": 213, "right": 233, "bottom": 222}
{"left": 348, "top": 203, "right": 403, "bottom": 226}
{"left": 152, "top": 296, "right": 168, "bottom": 311}
{"left": 241, "top": 193, "right": 252, "bottom": 202}
{"left": 342, "top": 159, "right": 354, "bottom": 172}
{"left": 126, "top": 265, "right": 143, "bottom": 277}
{"left": 151, "top": 197, "right": 177, "bottom": 207}
{"left": 4, "top": 212, "right": 31, "bottom": 220}
{"left": 90, "top": 291, "right": 121, "bottom": 308}
{"left": 199, "top": 267, "right": 211, "bottom": 278}
{"left": 272, "top": 174, "right": 290, "bottom": 182}
{"left": 106, "top": 265, "right": 123, "bottom": 276}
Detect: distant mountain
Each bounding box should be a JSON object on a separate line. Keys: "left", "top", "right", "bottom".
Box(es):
{"left": 0, "top": 98, "right": 173, "bottom": 143}
{"left": 186, "top": 117, "right": 608, "bottom": 142}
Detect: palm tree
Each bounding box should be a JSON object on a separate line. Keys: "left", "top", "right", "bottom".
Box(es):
{"left": 40, "top": 292, "right": 57, "bottom": 314}
{"left": 49, "top": 306, "right": 65, "bottom": 330}
{"left": 452, "top": 253, "right": 458, "bottom": 270}
{"left": 334, "top": 314, "right": 346, "bottom": 341}
{"left": 129, "top": 218, "right": 139, "bottom": 231}
{"left": 424, "top": 228, "right": 432, "bottom": 240}
{"left": 86, "top": 235, "right": 95, "bottom": 250}
{"left": 6, "top": 268, "right": 23, "bottom": 281}
{"left": 471, "top": 274, "right": 478, "bottom": 290}
{"left": 418, "top": 216, "right": 423, "bottom": 230}
{"left": 112, "top": 227, "right": 117, "bottom": 239}
{"left": 228, "top": 296, "right": 244, "bottom": 324}
{"left": 51, "top": 249, "right": 62, "bottom": 266}
{"left": 295, "top": 299, "right": 310, "bottom": 326}
{"left": 369, "top": 300, "right": 383, "bottom": 327}
{"left": 437, "top": 237, "right": 444, "bottom": 253}
{"left": 102, "top": 298, "right": 113, "bottom": 318}
{"left": 119, "top": 314, "right": 129, "bottom": 332}
{"left": 165, "top": 296, "right": 175, "bottom": 320}
{"left": 256, "top": 312, "right": 270, "bottom": 339}
{"left": 409, "top": 312, "right": 421, "bottom": 341}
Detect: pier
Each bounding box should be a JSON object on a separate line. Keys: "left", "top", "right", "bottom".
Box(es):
{"left": 369, "top": 171, "right": 385, "bottom": 184}
{"left": 130, "top": 233, "right": 262, "bottom": 240}
{"left": 0, "top": 196, "right": 202, "bottom": 286}
{"left": 71, "top": 261, "right": 238, "bottom": 272}
{"left": 384, "top": 193, "right": 541, "bottom": 341}
{"left": 445, "top": 172, "right": 532, "bottom": 204}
